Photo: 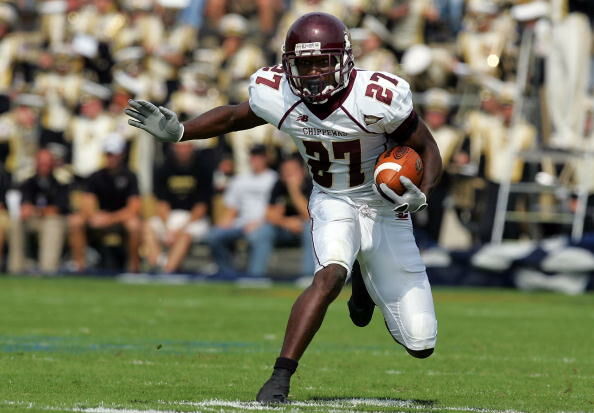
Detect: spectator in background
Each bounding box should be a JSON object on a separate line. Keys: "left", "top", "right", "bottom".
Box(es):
{"left": 8, "top": 149, "right": 69, "bottom": 273}
{"left": 457, "top": 0, "right": 515, "bottom": 80}
{"left": 0, "top": 162, "right": 10, "bottom": 269}
{"left": 205, "top": 0, "right": 283, "bottom": 40}
{"left": 387, "top": 0, "right": 439, "bottom": 58}
{"left": 352, "top": 16, "right": 398, "bottom": 74}
{"left": 68, "top": 0, "right": 125, "bottom": 84}
{"left": 249, "top": 154, "right": 314, "bottom": 278}
{"left": 206, "top": 144, "right": 277, "bottom": 276}
{"left": 0, "top": 2, "right": 18, "bottom": 114}
{"left": 432, "top": 0, "right": 465, "bottom": 38}
{"left": 216, "top": 13, "right": 266, "bottom": 103}
{"left": 0, "top": 93, "right": 45, "bottom": 184}
{"left": 67, "top": 82, "right": 114, "bottom": 180}
{"left": 69, "top": 134, "right": 142, "bottom": 272}
{"left": 477, "top": 82, "right": 536, "bottom": 243}
{"left": 415, "top": 88, "right": 463, "bottom": 247}
{"left": 144, "top": 141, "right": 213, "bottom": 273}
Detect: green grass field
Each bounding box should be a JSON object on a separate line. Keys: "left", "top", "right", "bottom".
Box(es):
{"left": 0, "top": 276, "right": 592, "bottom": 413}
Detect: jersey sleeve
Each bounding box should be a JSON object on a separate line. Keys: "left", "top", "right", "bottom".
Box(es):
{"left": 380, "top": 75, "right": 414, "bottom": 135}
{"left": 248, "top": 66, "right": 294, "bottom": 128}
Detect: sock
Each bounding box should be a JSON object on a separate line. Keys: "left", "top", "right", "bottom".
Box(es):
{"left": 273, "top": 357, "right": 298, "bottom": 376}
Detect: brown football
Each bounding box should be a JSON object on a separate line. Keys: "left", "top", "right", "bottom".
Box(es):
{"left": 374, "top": 146, "right": 423, "bottom": 195}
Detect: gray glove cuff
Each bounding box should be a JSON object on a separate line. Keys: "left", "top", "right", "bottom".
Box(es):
{"left": 176, "top": 124, "right": 184, "bottom": 142}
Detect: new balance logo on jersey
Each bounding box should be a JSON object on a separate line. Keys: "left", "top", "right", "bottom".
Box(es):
{"left": 296, "top": 114, "right": 309, "bottom": 122}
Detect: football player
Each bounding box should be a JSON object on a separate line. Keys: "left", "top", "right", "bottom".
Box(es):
{"left": 126, "top": 12, "right": 442, "bottom": 403}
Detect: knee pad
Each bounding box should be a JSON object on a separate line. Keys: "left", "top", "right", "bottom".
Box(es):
{"left": 407, "top": 312, "right": 437, "bottom": 348}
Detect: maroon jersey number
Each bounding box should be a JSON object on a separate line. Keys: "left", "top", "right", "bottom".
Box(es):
{"left": 255, "top": 65, "right": 284, "bottom": 90}
{"left": 256, "top": 74, "right": 282, "bottom": 90}
{"left": 303, "top": 140, "right": 364, "bottom": 188}
{"left": 303, "top": 141, "right": 332, "bottom": 188}
{"left": 365, "top": 72, "right": 399, "bottom": 105}
{"left": 333, "top": 140, "right": 365, "bottom": 187}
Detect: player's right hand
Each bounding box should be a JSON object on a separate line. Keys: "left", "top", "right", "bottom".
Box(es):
{"left": 125, "top": 100, "right": 184, "bottom": 143}
{"left": 373, "top": 176, "right": 428, "bottom": 213}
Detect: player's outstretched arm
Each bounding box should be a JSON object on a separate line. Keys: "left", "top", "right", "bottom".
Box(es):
{"left": 126, "top": 100, "right": 266, "bottom": 143}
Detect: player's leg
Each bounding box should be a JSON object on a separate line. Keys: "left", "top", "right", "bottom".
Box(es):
{"left": 256, "top": 190, "right": 359, "bottom": 403}
{"left": 256, "top": 263, "right": 348, "bottom": 403}
{"left": 358, "top": 215, "right": 437, "bottom": 357}
{"left": 279, "top": 263, "right": 348, "bottom": 360}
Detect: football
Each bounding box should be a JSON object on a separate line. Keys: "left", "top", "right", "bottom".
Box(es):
{"left": 374, "top": 146, "right": 423, "bottom": 195}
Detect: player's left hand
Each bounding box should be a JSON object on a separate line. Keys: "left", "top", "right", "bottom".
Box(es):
{"left": 125, "top": 100, "right": 184, "bottom": 143}
{"left": 374, "top": 176, "right": 428, "bottom": 213}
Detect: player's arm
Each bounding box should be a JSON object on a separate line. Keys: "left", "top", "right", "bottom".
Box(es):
{"left": 126, "top": 100, "right": 266, "bottom": 143}
{"left": 387, "top": 112, "right": 442, "bottom": 196}
{"left": 180, "top": 102, "right": 266, "bottom": 142}
{"left": 377, "top": 112, "right": 442, "bottom": 213}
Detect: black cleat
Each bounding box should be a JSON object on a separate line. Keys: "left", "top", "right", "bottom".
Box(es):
{"left": 348, "top": 295, "right": 375, "bottom": 327}
{"left": 256, "top": 369, "right": 291, "bottom": 404}
{"left": 348, "top": 260, "right": 375, "bottom": 327}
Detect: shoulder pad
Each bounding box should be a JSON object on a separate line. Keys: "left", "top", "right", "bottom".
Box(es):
{"left": 248, "top": 65, "right": 294, "bottom": 127}
{"left": 355, "top": 70, "right": 413, "bottom": 134}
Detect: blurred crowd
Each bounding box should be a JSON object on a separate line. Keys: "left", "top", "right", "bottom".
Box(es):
{"left": 0, "top": 0, "right": 593, "bottom": 276}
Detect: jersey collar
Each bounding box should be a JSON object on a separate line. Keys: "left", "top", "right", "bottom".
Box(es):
{"left": 303, "top": 69, "right": 358, "bottom": 121}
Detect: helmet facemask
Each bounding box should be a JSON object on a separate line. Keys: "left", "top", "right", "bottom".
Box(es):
{"left": 282, "top": 44, "right": 354, "bottom": 104}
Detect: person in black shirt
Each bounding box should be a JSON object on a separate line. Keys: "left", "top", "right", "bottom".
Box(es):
{"left": 69, "top": 134, "right": 142, "bottom": 272}
{"left": 145, "top": 142, "right": 213, "bottom": 272}
{"left": 249, "top": 154, "right": 314, "bottom": 277}
{"left": 9, "top": 149, "right": 69, "bottom": 273}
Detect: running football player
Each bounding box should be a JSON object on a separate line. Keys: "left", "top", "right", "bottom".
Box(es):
{"left": 126, "top": 12, "right": 442, "bottom": 404}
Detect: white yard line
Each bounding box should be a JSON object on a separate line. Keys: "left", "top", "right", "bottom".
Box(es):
{"left": 172, "top": 399, "right": 527, "bottom": 412}
{"left": 1, "top": 399, "right": 528, "bottom": 413}
{"left": 3, "top": 398, "right": 587, "bottom": 413}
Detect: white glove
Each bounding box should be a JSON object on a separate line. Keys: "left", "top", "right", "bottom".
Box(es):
{"left": 125, "top": 100, "right": 184, "bottom": 143}
{"left": 373, "top": 176, "right": 428, "bottom": 213}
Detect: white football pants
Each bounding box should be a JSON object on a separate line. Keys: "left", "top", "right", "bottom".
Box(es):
{"left": 309, "top": 187, "right": 437, "bottom": 351}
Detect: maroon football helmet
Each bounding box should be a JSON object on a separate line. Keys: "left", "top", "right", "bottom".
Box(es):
{"left": 282, "top": 13, "right": 354, "bottom": 104}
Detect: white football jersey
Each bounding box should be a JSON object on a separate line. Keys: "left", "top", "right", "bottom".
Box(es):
{"left": 248, "top": 65, "right": 414, "bottom": 197}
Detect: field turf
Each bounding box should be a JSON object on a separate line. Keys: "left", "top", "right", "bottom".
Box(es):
{"left": 0, "top": 276, "right": 592, "bottom": 413}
